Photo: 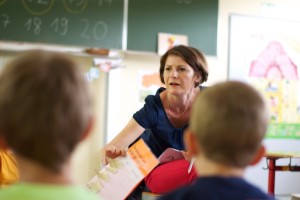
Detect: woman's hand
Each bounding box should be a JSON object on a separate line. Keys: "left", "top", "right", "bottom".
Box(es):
{"left": 101, "top": 145, "right": 127, "bottom": 165}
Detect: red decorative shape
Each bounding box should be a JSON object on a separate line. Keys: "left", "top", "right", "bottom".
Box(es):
{"left": 249, "top": 41, "right": 298, "bottom": 80}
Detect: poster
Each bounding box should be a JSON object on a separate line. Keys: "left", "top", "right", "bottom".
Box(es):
{"left": 138, "top": 70, "right": 164, "bottom": 107}
{"left": 228, "top": 14, "right": 300, "bottom": 139}
{"left": 158, "top": 32, "right": 188, "bottom": 55}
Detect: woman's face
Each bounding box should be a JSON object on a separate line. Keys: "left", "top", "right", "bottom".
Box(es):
{"left": 163, "top": 55, "right": 200, "bottom": 95}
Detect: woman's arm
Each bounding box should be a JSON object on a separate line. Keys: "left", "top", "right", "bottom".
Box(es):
{"left": 102, "top": 118, "right": 145, "bottom": 165}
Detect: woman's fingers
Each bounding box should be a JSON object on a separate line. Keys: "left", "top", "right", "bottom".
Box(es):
{"left": 102, "top": 146, "right": 127, "bottom": 165}
{"left": 120, "top": 149, "right": 127, "bottom": 156}
{"left": 102, "top": 155, "right": 109, "bottom": 165}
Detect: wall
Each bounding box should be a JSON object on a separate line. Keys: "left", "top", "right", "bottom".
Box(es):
{"left": 70, "top": 55, "right": 107, "bottom": 183}
{"left": 106, "top": 52, "right": 159, "bottom": 143}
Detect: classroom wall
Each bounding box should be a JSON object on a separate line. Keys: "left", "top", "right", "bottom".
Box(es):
{"left": 106, "top": 52, "right": 160, "bottom": 143}
{"left": 70, "top": 55, "right": 107, "bottom": 184}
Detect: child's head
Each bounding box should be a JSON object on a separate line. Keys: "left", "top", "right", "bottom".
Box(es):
{"left": 0, "top": 50, "right": 93, "bottom": 172}
{"left": 187, "top": 81, "right": 269, "bottom": 168}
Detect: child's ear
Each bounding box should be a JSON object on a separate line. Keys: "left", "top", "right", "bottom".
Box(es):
{"left": 184, "top": 129, "right": 199, "bottom": 156}
{"left": 250, "top": 144, "right": 266, "bottom": 166}
{"left": 80, "top": 117, "right": 95, "bottom": 142}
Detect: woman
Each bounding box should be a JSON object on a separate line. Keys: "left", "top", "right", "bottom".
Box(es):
{"left": 102, "top": 45, "right": 209, "bottom": 194}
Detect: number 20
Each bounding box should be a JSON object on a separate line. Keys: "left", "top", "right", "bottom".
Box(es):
{"left": 81, "top": 19, "right": 108, "bottom": 40}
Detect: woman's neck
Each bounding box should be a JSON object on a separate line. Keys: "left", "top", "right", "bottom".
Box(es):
{"left": 167, "top": 95, "right": 191, "bottom": 117}
{"left": 163, "top": 87, "right": 200, "bottom": 128}
{"left": 166, "top": 87, "right": 200, "bottom": 114}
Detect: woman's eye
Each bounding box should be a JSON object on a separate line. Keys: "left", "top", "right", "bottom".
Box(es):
{"left": 179, "top": 68, "right": 187, "bottom": 72}
{"left": 165, "top": 67, "right": 171, "bottom": 71}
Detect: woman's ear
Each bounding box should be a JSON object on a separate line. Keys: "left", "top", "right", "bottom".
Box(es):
{"left": 184, "top": 129, "right": 199, "bottom": 156}
{"left": 250, "top": 144, "right": 266, "bottom": 166}
{"left": 196, "top": 70, "right": 202, "bottom": 80}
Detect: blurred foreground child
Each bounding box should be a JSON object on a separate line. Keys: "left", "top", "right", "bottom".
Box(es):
{"left": 0, "top": 50, "right": 99, "bottom": 200}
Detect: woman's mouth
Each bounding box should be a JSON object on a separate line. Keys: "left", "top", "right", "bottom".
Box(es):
{"left": 169, "top": 82, "right": 180, "bottom": 86}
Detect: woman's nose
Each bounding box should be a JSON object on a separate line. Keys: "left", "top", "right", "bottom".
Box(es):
{"left": 170, "top": 69, "right": 178, "bottom": 78}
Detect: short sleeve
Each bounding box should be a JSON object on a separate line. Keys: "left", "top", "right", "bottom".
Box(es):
{"left": 133, "top": 95, "right": 161, "bottom": 129}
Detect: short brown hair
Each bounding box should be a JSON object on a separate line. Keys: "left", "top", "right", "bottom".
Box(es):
{"left": 190, "top": 81, "right": 268, "bottom": 167}
{"left": 0, "top": 50, "right": 93, "bottom": 172}
{"left": 159, "top": 45, "right": 208, "bottom": 87}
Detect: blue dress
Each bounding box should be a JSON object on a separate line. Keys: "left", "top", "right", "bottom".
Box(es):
{"left": 133, "top": 87, "right": 203, "bottom": 157}
{"left": 157, "top": 176, "right": 275, "bottom": 200}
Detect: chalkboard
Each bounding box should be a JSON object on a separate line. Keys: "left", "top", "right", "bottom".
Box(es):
{"left": 127, "top": 0, "right": 218, "bottom": 56}
{"left": 0, "top": 0, "right": 123, "bottom": 49}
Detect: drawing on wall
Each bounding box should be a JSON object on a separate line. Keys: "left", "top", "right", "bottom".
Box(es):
{"left": 228, "top": 14, "right": 300, "bottom": 139}
{"left": 138, "top": 70, "right": 164, "bottom": 107}
{"left": 93, "top": 57, "right": 123, "bottom": 72}
{"left": 248, "top": 41, "right": 298, "bottom": 80}
{"left": 158, "top": 32, "right": 188, "bottom": 55}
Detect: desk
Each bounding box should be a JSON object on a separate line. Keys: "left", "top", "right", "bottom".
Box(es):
{"left": 265, "top": 153, "right": 300, "bottom": 196}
